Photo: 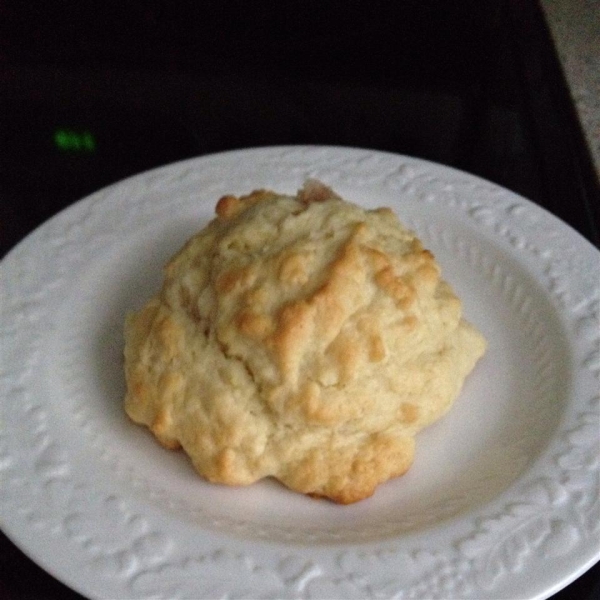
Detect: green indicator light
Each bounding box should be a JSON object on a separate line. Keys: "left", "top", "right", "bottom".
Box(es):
{"left": 54, "top": 129, "right": 70, "bottom": 150}
{"left": 54, "top": 129, "right": 96, "bottom": 153}
{"left": 83, "top": 131, "right": 96, "bottom": 152}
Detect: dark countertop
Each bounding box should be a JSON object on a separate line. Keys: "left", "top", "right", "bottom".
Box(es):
{"left": 540, "top": 0, "right": 600, "bottom": 176}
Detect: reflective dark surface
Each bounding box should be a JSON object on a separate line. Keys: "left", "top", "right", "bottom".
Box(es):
{"left": 1, "top": 1, "right": 598, "bottom": 598}
{"left": 1, "top": 0, "right": 598, "bottom": 259}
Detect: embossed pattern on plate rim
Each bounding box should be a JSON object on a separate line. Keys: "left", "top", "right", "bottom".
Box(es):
{"left": 1, "top": 146, "right": 599, "bottom": 600}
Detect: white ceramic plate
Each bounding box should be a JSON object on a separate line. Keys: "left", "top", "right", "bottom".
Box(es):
{"left": 1, "top": 146, "right": 599, "bottom": 599}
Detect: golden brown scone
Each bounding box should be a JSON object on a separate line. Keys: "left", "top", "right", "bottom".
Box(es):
{"left": 124, "top": 180, "right": 486, "bottom": 504}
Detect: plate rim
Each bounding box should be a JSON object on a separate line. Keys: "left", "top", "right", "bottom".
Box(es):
{"left": 1, "top": 145, "right": 599, "bottom": 599}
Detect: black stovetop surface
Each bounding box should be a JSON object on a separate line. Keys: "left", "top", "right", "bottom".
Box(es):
{"left": 1, "top": 0, "right": 598, "bottom": 258}
{"left": 1, "top": 1, "right": 598, "bottom": 598}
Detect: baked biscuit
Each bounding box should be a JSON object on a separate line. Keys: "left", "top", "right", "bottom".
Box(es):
{"left": 124, "top": 180, "right": 486, "bottom": 503}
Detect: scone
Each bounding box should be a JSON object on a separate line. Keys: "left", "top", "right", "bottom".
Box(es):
{"left": 124, "top": 180, "right": 486, "bottom": 503}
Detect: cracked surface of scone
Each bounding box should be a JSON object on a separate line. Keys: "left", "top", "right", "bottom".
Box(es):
{"left": 124, "top": 180, "right": 486, "bottom": 504}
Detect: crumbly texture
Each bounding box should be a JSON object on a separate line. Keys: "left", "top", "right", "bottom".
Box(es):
{"left": 124, "top": 180, "right": 486, "bottom": 504}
